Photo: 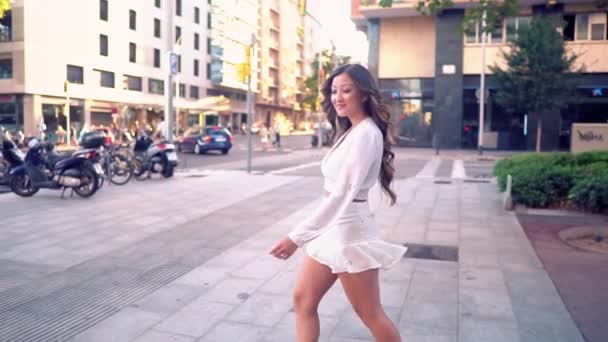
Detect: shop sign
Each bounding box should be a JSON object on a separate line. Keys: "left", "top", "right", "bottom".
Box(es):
{"left": 571, "top": 123, "right": 608, "bottom": 153}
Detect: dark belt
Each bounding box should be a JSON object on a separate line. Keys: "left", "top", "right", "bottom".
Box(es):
{"left": 352, "top": 199, "right": 367, "bottom": 203}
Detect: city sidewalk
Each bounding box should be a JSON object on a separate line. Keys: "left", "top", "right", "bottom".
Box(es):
{"left": 58, "top": 173, "right": 583, "bottom": 342}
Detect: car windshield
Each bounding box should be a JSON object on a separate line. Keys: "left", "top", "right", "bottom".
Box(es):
{"left": 205, "top": 127, "right": 230, "bottom": 136}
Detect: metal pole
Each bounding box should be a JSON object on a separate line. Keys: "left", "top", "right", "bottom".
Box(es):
{"left": 65, "top": 81, "right": 71, "bottom": 145}
{"left": 247, "top": 35, "right": 256, "bottom": 173}
{"left": 165, "top": 0, "right": 174, "bottom": 143}
{"left": 478, "top": 9, "right": 486, "bottom": 155}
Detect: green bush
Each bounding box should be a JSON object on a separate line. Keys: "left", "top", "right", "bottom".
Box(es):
{"left": 507, "top": 163, "right": 578, "bottom": 207}
{"left": 569, "top": 168, "right": 608, "bottom": 212}
{"left": 494, "top": 152, "right": 575, "bottom": 192}
{"left": 575, "top": 150, "right": 608, "bottom": 166}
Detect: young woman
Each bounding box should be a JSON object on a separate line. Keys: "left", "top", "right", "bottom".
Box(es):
{"left": 270, "top": 64, "right": 406, "bottom": 342}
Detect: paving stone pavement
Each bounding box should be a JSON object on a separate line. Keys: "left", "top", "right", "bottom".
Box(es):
{"left": 0, "top": 161, "right": 584, "bottom": 342}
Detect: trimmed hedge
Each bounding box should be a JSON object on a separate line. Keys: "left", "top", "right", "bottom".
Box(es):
{"left": 494, "top": 151, "right": 608, "bottom": 212}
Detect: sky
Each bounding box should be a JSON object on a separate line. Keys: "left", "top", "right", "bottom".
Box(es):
{"left": 307, "top": 0, "right": 369, "bottom": 64}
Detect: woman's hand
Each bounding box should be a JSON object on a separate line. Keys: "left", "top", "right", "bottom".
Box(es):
{"left": 270, "top": 236, "right": 298, "bottom": 260}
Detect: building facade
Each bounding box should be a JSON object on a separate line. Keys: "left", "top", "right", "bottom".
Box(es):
{"left": 352, "top": 0, "right": 608, "bottom": 151}
{"left": 255, "top": 0, "right": 308, "bottom": 134}
{"left": 0, "top": 0, "right": 225, "bottom": 139}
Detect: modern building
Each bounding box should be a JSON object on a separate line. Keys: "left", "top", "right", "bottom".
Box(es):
{"left": 255, "top": 0, "right": 309, "bottom": 133}
{"left": 351, "top": 0, "right": 608, "bottom": 151}
{"left": 0, "top": 0, "right": 226, "bottom": 139}
{"left": 207, "top": 0, "right": 259, "bottom": 133}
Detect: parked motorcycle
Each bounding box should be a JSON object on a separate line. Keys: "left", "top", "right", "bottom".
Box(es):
{"left": 9, "top": 139, "right": 100, "bottom": 198}
{"left": 131, "top": 134, "right": 178, "bottom": 180}
{"left": 0, "top": 137, "right": 25, "bottom": 185}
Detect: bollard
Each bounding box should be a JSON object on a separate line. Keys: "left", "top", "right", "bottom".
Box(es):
{"left": 504, "top": 174, "right": 513, "bottom": 210}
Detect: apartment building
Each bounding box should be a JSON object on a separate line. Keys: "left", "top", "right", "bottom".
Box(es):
{"left": 352, "top": 0, "right": 608, "bottom": 151}
{"left": 255, "top": 0, "right": 309, "bottom": 133}
{"left": 0, "top": 0, "right": 222, "bottom": 138}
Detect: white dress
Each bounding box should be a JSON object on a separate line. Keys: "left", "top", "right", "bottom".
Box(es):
{"left": 288, "top": 117, "right": 407, "bottom": 273}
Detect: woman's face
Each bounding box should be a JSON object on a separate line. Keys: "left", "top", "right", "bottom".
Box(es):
{"left": 331, "top": 73, "right": 364, "bottom": 118}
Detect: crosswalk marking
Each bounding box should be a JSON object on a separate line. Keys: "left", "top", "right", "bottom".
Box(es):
{"left": 451, "top": 160, "right": 466, "bottom": 179}
{"left": 269, "top": 161, "right": 321, "bottom": 175}
{"left": 416, "top": 158, "right": 442, "bottom": 178}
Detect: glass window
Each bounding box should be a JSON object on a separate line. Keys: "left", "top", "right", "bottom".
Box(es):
{"left": 154, "top": 48, "right": 160, "bottom": 68}
{"left": 194, "top": 33, "right": 199, "bottom": 50}
{"left": 563, "top": 15, "right": 576, "bottom": 41}
{"left": 179, "top": 83, "right": 186, "bottom": 97}
{"left": 129, "top": 10, "right": 136, "bottom": 30}
{"left": 0, "top": 59, "right": 12, "bottom": 79}
{"left": 207, "top": 13, "right": 211, "bottom": 29}
{"left": 591, "top": 23, "right": 606, "bottom": 40}
{"left": 124, "top": 75, "right": 142, "bottom": 91}
{"left": 154, "top": 18, "right": 161, "bottom": 38}
{"left": 207, "top": 62, "right": 211, "bottom": 80}
{"left": 194, "top": 59, "right": 199, "bottom": 76}
{"left": 194, "top": 7, "right": 200, "bottom": 24}
{"left": 576, "top": 14, "right": 589, "bottom": 40}
{"left": 175, "top": 26, "right": 181, "bottom": 43}
{"left": 207, "top": 38, "right": 211, "bottom": 53}
{"left": 491, "top": 22, "right": 504, "bottom": 44}
{"left": 176, "top": 0, "right": 182, "bottom": 16}
{"left": 96, "top": 69, "right": 114, "bottom": 88}
{"left": 149, "top": 78, "right": 164, "bottom": 94}
{"left": 100, "top": 0, "right": 108, "bottom": 21}
{"left": 190, "top": 85, "right": 199, "bottom": 99}
{"left": 100, "top": 34, "right": 108, "bottom": 56}
{"left": 66, "top": 65, "right": 83, "bottom": 84}
{"left": 129, "top": 42, "right": 136, "bottom": 63}
{"left": 0, "top": 10, "right": 12, "bottom": 42}
{"left": 177, "top": 55, "right": 182, "bottom": 73}
{"left": 506, "top": 17, "right": 517, "bottom": 42}
{"left": 155, "top": 0, "right": 161, "bottom": 8}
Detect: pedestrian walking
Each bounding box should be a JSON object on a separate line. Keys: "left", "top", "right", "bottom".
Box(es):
{"left": 273, "top": 123, "right": 281, "bottom": 148}
{"left": 270, "top": 64, "right": 406, "bottom": 342}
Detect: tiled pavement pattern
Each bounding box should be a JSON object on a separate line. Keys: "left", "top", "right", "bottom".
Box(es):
{"left": 0, "top": 149, "right": 582, "bottom": 341}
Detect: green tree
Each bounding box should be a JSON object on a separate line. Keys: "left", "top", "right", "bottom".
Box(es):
{"left": 300, "top": 49, "right": 350, "bottom": 112}
{"left": 0, "top": 0, "right": 10, "bottom": 18}
{"left": 489, "top": 16, "right": 581, "bottom": 152}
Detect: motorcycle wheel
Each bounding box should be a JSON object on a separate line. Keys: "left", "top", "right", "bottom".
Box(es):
{"left": 9, "top": 173, "right": 39, "bottom": 197}
{"left": 161, "top": 164, "right": 174, "bottom": 178}
{"left": 73, "top": 167, "right": 99, "bottom": 198}
{"left": 0, "top": 159, "right": 9, "bottom": 185}
{"left": 109, "top": 154, "right": 132, "bottom": 185}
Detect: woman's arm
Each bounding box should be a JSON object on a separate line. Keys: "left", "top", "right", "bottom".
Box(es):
{"left": 287, "top": 126, "right": 380, "bottom": 246}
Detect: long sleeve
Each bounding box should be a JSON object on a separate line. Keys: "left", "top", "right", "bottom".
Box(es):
{"left": 288, "top": 125, "right": 380, "bottom": 247}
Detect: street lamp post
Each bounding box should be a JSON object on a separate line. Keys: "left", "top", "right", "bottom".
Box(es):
{"left": 246, "top": 33, "right": 258, "bottom": 174}
{"left": 478, "top": 9, "right": 487, "bottom": 156}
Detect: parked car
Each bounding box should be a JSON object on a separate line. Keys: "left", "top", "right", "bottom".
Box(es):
{"left": 311, "top": 121, "right": 332, "bottom": 147}
{"left": 177, "top": 126, "right": 233, "bottom": 155}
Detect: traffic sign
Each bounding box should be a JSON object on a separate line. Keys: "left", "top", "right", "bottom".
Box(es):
{"left": 170, "top": 52, "right": 178, "bottom": 75}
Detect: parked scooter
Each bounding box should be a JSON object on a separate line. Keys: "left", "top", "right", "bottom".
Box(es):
{"left": 131, "top": 134, "right": 178, "bottom": 180}
{"left": 8, "top": 139, "right": 101, "bottom": 198}
{"left": 0, "top": 136, "right": 25, "bottom": 186}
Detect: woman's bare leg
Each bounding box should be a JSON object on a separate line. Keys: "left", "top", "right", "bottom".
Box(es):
{"left": 339, "top": 268, "right": 401, "bottom": 342}
{"left": 293, "top": 256, "right": 338, "bottom": 342}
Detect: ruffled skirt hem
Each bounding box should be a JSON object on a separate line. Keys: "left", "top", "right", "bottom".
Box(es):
{"left": 305, "top": 240, "right": 407, "bottom": 274}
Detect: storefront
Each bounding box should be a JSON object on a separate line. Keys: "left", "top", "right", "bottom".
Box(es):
{"left": 379, "top": 78, "right": 434, "bottom": 147}
{"left": 0, "top": 94, "right": 23, "bottom": 132}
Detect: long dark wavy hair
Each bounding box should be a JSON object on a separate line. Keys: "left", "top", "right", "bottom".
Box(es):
{"left": 321, "top": 64, "right": 397, "bottom": 205}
